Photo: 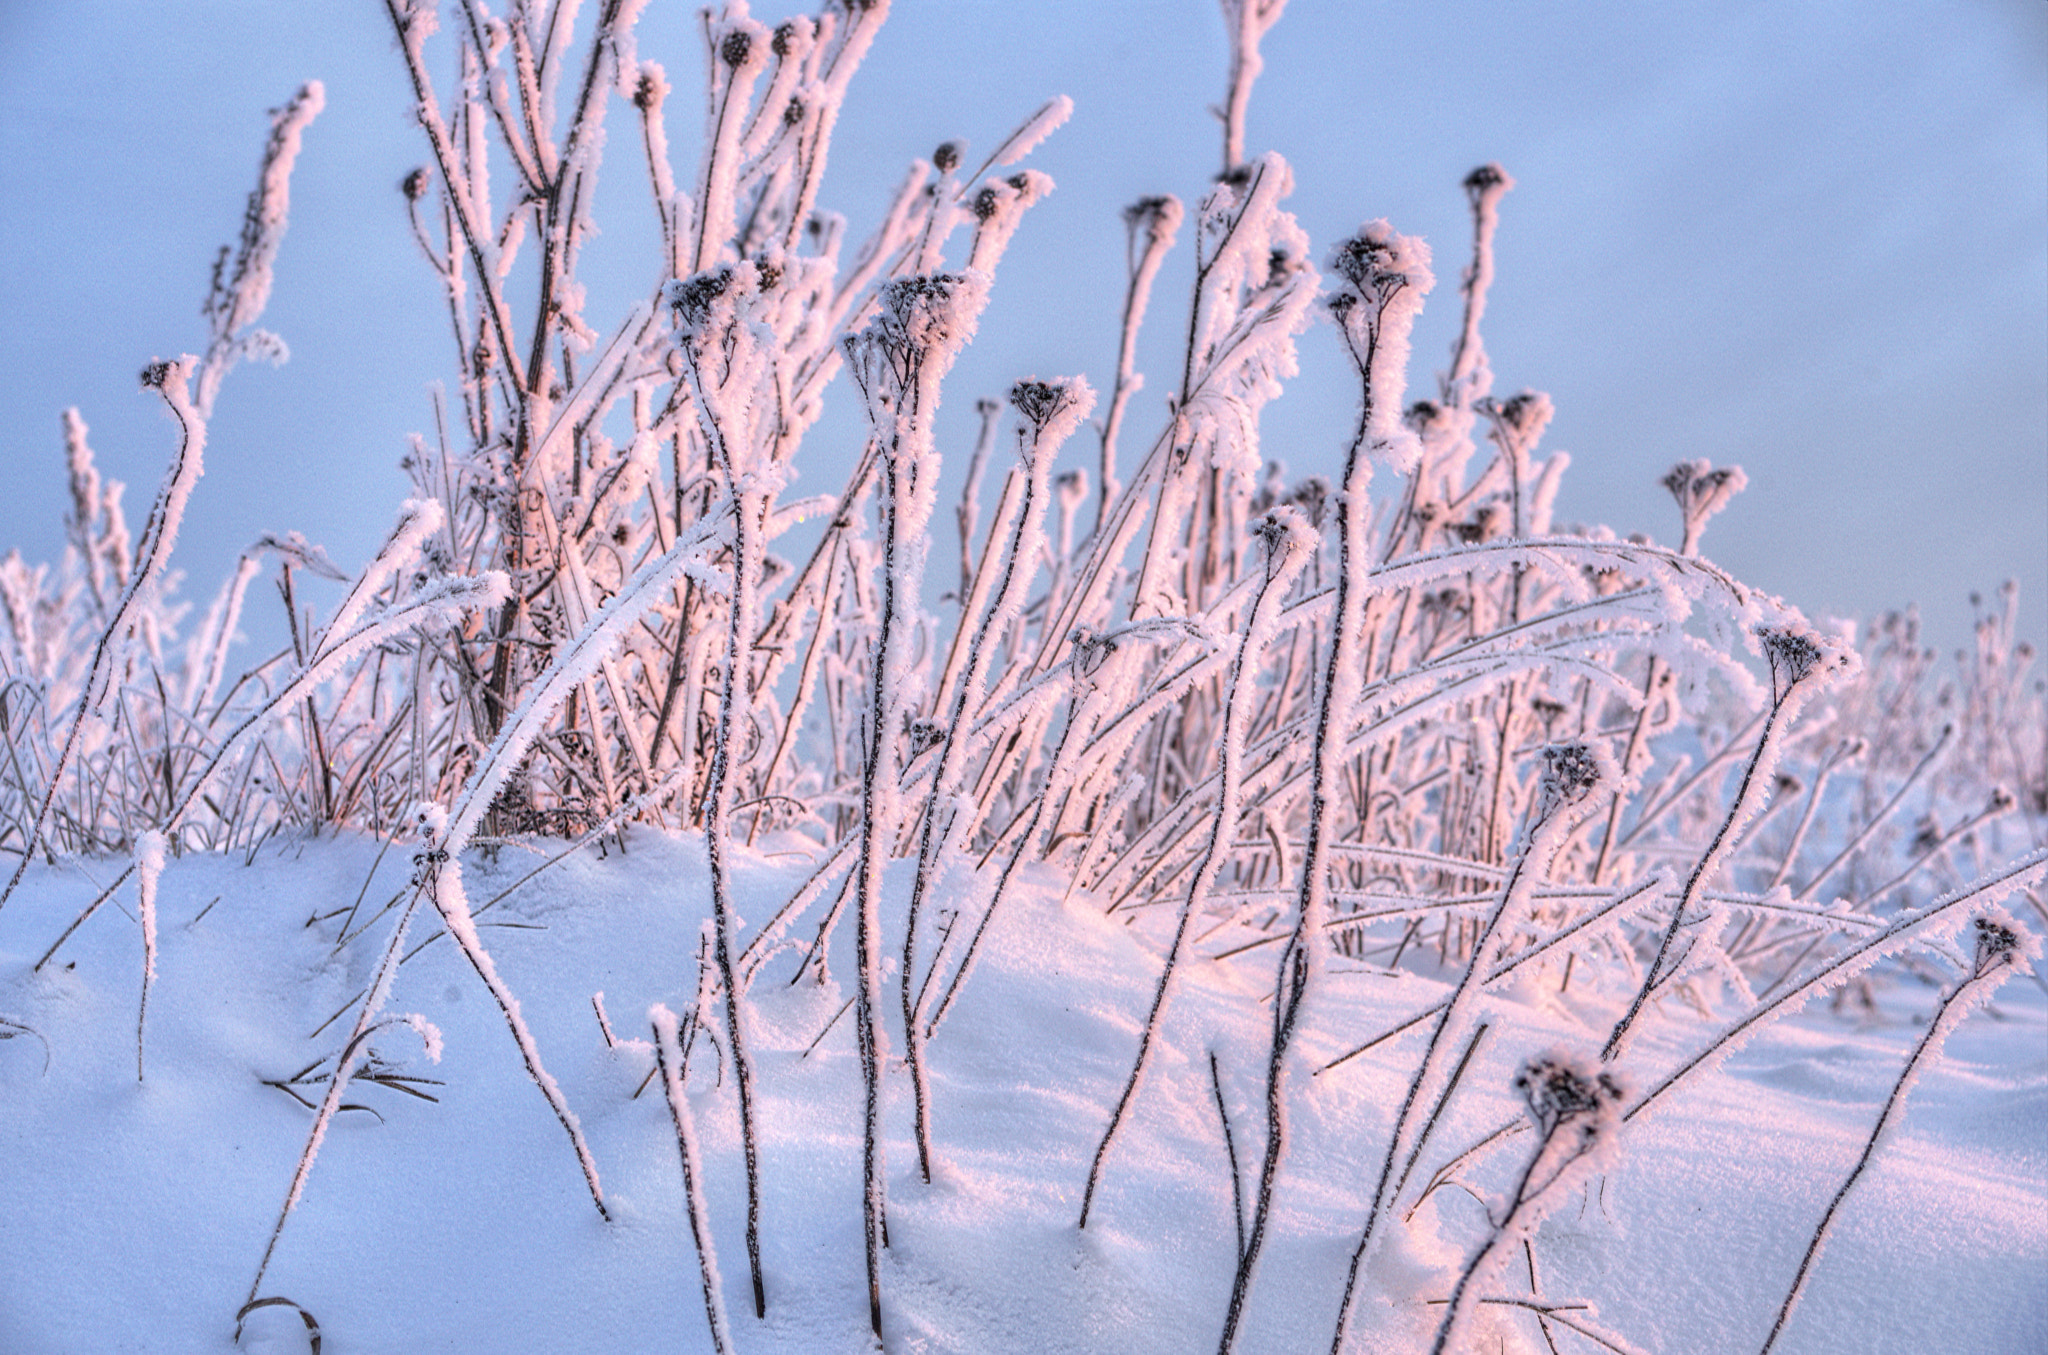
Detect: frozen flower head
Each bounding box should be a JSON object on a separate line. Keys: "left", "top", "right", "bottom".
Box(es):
{"left": 1404, "top": 400, "right": 1446, "bottom": 435}
{"left": 720, "top": 27, "right": 754, "bottom": 68}
{"left": 399, "top": 167, "right": 430, "bottom": 201}
{"left": 139, "top": 360, "right": 174, "bottom": 390}
{"left": 1970, "top": 907, "right": 2038, "bottom": 978}
{"left": 1250, "top": 503, "right": 1314, "bottom": 570}
{"left": 932, "top": 141, "right": 962, "bottom": 174}
{"left": 1011, "top": 379, "right": 1075, "bottom": 430}
{"left": 846, "top": 272, "right": 992, "bottom": 404}
{"left": 632, "top": 69, "right": 662, "bottom": 111}
{"left": 877, "top": 273, "right": 985, "bottom": 358}
{"left": 1662, "top": 458, "right": 1748, "bottom": 554}
{"left": 771, "top": 19, "right": 808, "bottom": 58}
{"left": 1463, "top": 161, "right": 1514, "bottom": 206}
{"left": 1516, "top": 1050, "right": 1625, "bottom": 1144}
{"left": 1487, "top": 390, "right": 1553, "bottom": 443}
{"left": 1326, "top": 221, "right": 1432, "bottom": 467}
{"left": 1327, "top": 222, "right": 1432, "bottom": 312}
{"left": 1534, "top": 740, "right": 1607, "bottom": 823}
{"left": 1008, "top": 375, "right": 1096, "bottom": 454}
{"left": 412, "top": 800, "right": 448, "bottom": 844}
{"left": 1123, "top": 194, "right": 1184, "bottom": 250}
{"left": 906, "top": 717, "right": 947, "bottom": 756}
{"left": 409, "top": 801, "right": 451, "bottom": 885}
{"left": 1069, "top": 627, "right": 1122, "bottom": 691}
{"left": 1756, "top": 624, "right": 1854, "bottom": 705}
{"left": 669, "top": 265, "right": 736, "bottom": 332}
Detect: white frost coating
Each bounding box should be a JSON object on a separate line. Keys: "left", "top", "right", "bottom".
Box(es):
{"left": 198, "top": 81, "right": 324, "bottom": 418}
{"left": 248, "top": 529, "right": 347, "bottom": 580}
{"left": 739, "top": 17, "right": 813, "bottom": 161}
{"left": 134, "top": 828, "right": 166, "bottom": 1082}
{"left": 184, "top": 552, "right": 260, "bottom": 715}
{"left": 430, "top": 856, "right": 608, "bottom": 1217}
{"left": 444, "top": 511, "right": 724, "bottom": 854}
{"left": 651, "top": 1003, "right": 734, "bottom": 1355}
{"left": 134, "top": 830, "right": 166, "bottom": 983}
{"left": 318, "top": 498, "right": 445, "bottom": 648}
{"left": 400, "top": 1012, "right": 444, "bottom": 1065}
{"left": 692, "top": 7, "right": 771, "bottom": 273}
{"left": 1328, "top": 219, "right": 1434, "bottom": 474}
{"left": 1626, "top": 847, "right": 2048, "bottom": 1126}
{"left": 1526, "top": 448, "right": 1570, "bottom": 537}
{"left": 1219, "top": 0, "right": 1288, "bottom": 171}
{"left": 1758, "top": 907, "right": 2036, "bottom": 1355}
{"left": 1427, "top": 1051, "right": 1626, "bottom": 1355}
{"left": 983, "top": 95, "right": 1073, "bottom": 171}
{"left": 161, "top": 571, "right": 509, "bottom": 839}
{"left": 63, "top": 408, "right": 132, "bottom": 614}
{"left": 966, "top": 169, "right": 1054, "bottom": 274}
{"left": 1445, "top": 163, "right": 1513, "bottom": 410}
{"left": 2, "top": 357, "right": 206, "bottom": 909}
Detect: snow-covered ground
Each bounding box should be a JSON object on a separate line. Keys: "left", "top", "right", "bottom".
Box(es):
{"left": 5, "top": 830, "right": 2040, "bottom": 1353}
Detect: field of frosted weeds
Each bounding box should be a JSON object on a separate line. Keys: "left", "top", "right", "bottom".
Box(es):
{"left": 1, "top": 833, "right": 2041, "bottom": 1354}
{"left": 2, "top": 1, "right": 2044, "bottom": 1352}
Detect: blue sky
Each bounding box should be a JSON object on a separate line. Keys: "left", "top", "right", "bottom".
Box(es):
{"left": 1, "top": 0, "right": 2042, "bottom": 657}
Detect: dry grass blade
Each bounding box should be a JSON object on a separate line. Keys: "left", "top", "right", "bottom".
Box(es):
{"left": 234, "top": 1295, "right": 322, "bottom": 1353}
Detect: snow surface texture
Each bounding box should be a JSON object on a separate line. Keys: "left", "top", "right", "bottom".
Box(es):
{"left": 1, "top": 833, "right": 2042, "bottom": 1353}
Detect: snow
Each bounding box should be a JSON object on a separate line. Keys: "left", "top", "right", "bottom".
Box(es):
{"left": 1, "top": 830, "right": 2040, "bottom": 1353}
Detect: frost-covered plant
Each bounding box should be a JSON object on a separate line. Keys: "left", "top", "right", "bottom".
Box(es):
{"left": 2, "top": 0, "right": 2044, "bottom": 1351}
{"left": 1757, "top": 910, "right": 2038, "bottom": 1355}
{"left": 1428, "top": 1051, "right": 1626, "bottom": 1355}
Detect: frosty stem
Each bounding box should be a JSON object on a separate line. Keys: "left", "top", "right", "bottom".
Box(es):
{"left": 1081, "top": 511, "right": 1306, "bottom": 1229}
{"left": 652, "top": 1005, "right": 736, "bottom": 1355}
{"left": 3, "top": 362, "right": 205, "bottom": 911}
{"left": 1603, "top": 630, "right": 1838, "bottom": 1064}
{"left": 1328, "top": 753, "right": 1595, "bottom": 1355}
{"left": 1219, "top": 222, "right": 1431, "bottom": 1355}
{"left": 1757, "top": 914, "right": 2031, "bottom": 1354}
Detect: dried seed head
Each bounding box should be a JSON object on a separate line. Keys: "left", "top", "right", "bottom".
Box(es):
{"left": 400, "top": 167, "right": 431, "bottom": 201}
{"left": 1464, "top": 162, "right": 1510, "bottom": 197}
{"left": 1404, "top": 400, "right": 1444, "bottom": 433}
{"left": 782, "top": 95, "right": 805, "bottom": 127}
{"left": 1516, "top": 1051, "right": 1625, "bottom": 1140}
{"left": 720, "top": 29, "right": 753, "bottom": 68}
{"left": 771, "top": 21, "right": 799, "bottom": 56}
{"left": 878, "top": 273, "right": 978, "bottom": 353}
{"left": 1539, "top": 740, "right": 1605, "bottom": 808}
{"left": 139, "top": 361, "right": 172, "bottom": 390}
{"left": 972, "top": 185, "right": 1001, "bottom": 221}
{"left": 1070, "top": 628, "right": 1120, "bottom": 685}
{"left": 1009, "top": 379, "right": 1070, "bottom": 428}
{"left": 1290, "top": 475, "right": 1329, "bottom": 529}
{"left": 906, "top": 718, "right": 947, "bottom": 756}
{"left": 1491, "top": 390, "right": 1551, "bottom": 439}
{"left": 669, "top": 266, "right": 734, "bottom": 329}
{"left": 1973, "top": 913, "right": 2019, "bottom": 968}
{"left": 1758, "top": 625, "right": 1827, "bottom": 693}
{"left": 933, "top": 141, "right": 962, "bottom": 174}
{"left": 1329, "top": 233, "right": 1395, "bottom": 291}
